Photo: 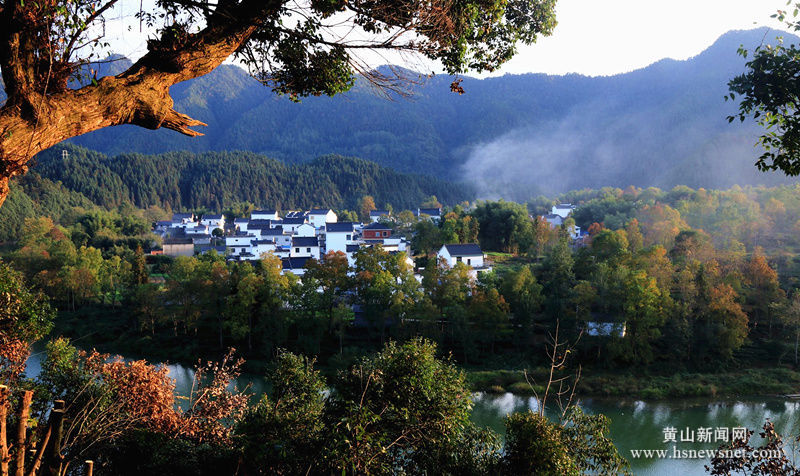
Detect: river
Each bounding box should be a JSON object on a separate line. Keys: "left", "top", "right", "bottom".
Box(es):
{"left": 25, "top": 350, "right": 800, "bottom": 475}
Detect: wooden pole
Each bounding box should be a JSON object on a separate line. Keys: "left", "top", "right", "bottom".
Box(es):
{"left": 84, "top": 461, "right": 93, "bottom": 476}
{"left": 42, "top": 401, "right": 64, "bottom": 476}
{"left": 14, "top": 391, "right": 32, "bottom": 476}
{"left": 26, "top": 427, "right": 50, "bottom": 476}
{"left": 1, "top": 385, "right": 10, "bottom": 476}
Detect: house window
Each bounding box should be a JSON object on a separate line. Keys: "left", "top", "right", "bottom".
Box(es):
{"left": 467, "top": 258, "right": 471, "bottom": 265}
{"left": 457, "top": 256, "right": 462, "bottom": 262}
{"left": 346, "top": 234, "right": 351, "bottom": 241}
{"left": 306, "top": 247, "right": 311, "bottom": 253}
{"left": 295, "top": 248, "right": 300, "bottom": 253}
{"left": 383, "top": 231, "right": 388, "bottom": 237}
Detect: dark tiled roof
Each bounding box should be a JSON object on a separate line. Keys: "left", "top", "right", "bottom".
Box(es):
{"left": 363, "top": 222, "right": 391, "bottom": 230}
{"left": 443, "top": 243, "right": 483, "bottom": 256}
{"left": 247, "top": 219, "right": 273, "bottom": 229}
{"left": 346, "top": 244, "right": 360, "bottom": 252}
{"left": 234, "top": 218, "right": 249, "bottom": 223}
{"left": 326, "top": 222, "right": 355, "bottom": 233}
{"left": 282, "top": 256, "right": 313, "bottom": 270}
{"left": 203, "top": 214, "right": 223, "bottom": 220}
{"left": 292, "top": 236, "right": 319, "bottom": 247}
{"left": 251, "top": 239, "right": 276, "bottom": 245}
{"left": 283, "top": 217, "right": 306, "bottom": 225}
{"left": 156, "top": 220, "right": 172, "bottom": 226}
{"left": 418, "top": 207, "right": 442, "bottom": 216}
{"left": 260, "top": 227, "right": 285, "bottom": 235}
{"left": 164, "top": 238, "right": 193, "bottom": 245}
{"left": 308, "top": 208, "right": 333, "bottom": 215}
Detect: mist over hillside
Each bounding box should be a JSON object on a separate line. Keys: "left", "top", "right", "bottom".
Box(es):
{"left": 17, "top": 28, "right": 800, "bottom": 200}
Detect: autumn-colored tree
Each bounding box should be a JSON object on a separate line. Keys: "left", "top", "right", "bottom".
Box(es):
{"left": 359, "top": 195, "right": 377, "bottom": 222}
{"left": 0, "top": 261, "right": 54, "bottom": 382}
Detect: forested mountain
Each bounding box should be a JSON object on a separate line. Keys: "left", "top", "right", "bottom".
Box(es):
{"left": 0, "top": 145, "right": 471, "bottom": 240}
{"left": 34, "top": 145, "right": 470, "bottom": 210}
{"left": 27, "top": 28, "right": 798, "bottom": 198}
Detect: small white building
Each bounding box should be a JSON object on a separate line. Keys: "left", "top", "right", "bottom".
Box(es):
{"left": 171, "top": 213, "right": 195, "bottom": 225}
{"left": 259, "top": 227, "right": 292, "bottom": 247}
{"left": 551, "top": 203, "right": 576, "bottom": 219}
{"left": 325, "top": 222, "right": 356, "bottom": 254}
{"left": 282, "top": 216, "right": 307, "bottom": 234}
{"left": 542, "top": 214, "right": 564, "bottom": 228}
{"left": 251, "top": 209, "right": 279, "bottom": 221}
{"left": 251, "top": 239, "right": 277, "bottom": 258}
{"left": 415, "top": 207, "right": 442, "bottom": 223}
{"left": 291, "top": 236, "right": 321, "bottom": 259}
{"left": 234, "top": 218, "right": 249, "bottom": 233}
{"left": 200, "top": 214, "right": 225, "bottom": 233}
{"left": 282, "top": 257, "right": 312, "bottom": 276}
{"left": 294, "top": 223, "right": 316, "bottom": 237}
{"left": 437, "top": 244, "right": 486, "bottom": 269}
{"left": 307, "top": 209, "right": 337, "bottom": 228}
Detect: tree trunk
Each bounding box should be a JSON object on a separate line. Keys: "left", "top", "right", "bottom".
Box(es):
{"left": 0, "top": 1, "right": 283, "bottom": 207}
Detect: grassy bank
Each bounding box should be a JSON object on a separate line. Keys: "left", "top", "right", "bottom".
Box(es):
{"left": 467, "top": 367, "right": 800, "bottom": 399}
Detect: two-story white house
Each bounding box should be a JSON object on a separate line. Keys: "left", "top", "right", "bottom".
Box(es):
{"left": 307, "top": 209, "right": 337, "bottom": 228}
{"left": 325, "top": 222, "right": 356, "bottom": 254}
{"left": 291, "top": 236, "right": 321, "bottom": 259}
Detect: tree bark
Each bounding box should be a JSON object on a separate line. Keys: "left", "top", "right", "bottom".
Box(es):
{"left": 0, "top": 0, "right": 282, "bottom": 207}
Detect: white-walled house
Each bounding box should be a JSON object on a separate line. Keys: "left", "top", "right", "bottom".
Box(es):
{"left": 259, "top": 227, "right": 292, "bottom": 247}
{"left": 325, "top": 222, "right": 356, "bottom": 254}
{"left": 251, "top": 239, "right": 277, "bottom": 258}
{"left": 282, "top": 257, "right": 312, "bottom": 276}
{"left": 307, "top": 209, "right": 337, "bottom": 228}
{"left": 171, "top": 213, "right": 195, "bottom": 225}
{"left": 437, "top": 244, "right": 486, "bottom": 269}
{"left": 415, "top": 207, "right": 442, "bottom": 223}
{"left": 294, "top": 223, "right": 316, "bottom": 237}
{"left": 251, "top": 209, "right": 279, "bottom": 221}
{"left": 282, "top": 216, "right": 307, "bottom": 234}
{"left": 226, "top": 234, "right": 257, "bottom": 256}
{"left": 551, "top": 203, "right": 576, "bottom": 219}
{"left": 542, "top": 214, "right": 564, "bottom": 228}
{"left": 291, "top": 236, "right": 320, "bottom": 259}
{"left": 234, "top": 218, "right": 249, "bottom": 233}
{"left": 200, "top": 214, "right": 225, "bottom": 232}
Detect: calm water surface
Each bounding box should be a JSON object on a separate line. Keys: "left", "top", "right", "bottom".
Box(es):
{"left": 26, "top": 350, "right": 800, "bottom": 475}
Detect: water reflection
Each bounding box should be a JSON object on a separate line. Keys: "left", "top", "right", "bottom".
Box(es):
{"left": 470, "top": 392, "right": 800, "bottom": 476}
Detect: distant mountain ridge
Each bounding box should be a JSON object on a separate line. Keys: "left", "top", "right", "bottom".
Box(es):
{"left": 8, "top": 28, "right": 800, "bottom": 198}
{"left": 29, "top": 145, "right": 472, "bottom": 212}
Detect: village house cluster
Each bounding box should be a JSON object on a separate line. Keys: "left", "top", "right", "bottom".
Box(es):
{"left": 153, "top": 206, "right": 490, "bottom": 277}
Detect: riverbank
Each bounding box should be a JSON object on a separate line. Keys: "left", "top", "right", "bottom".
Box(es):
{"left": 53, "top": 308, "right": 800, "bottom": 400}
{"left": 467, "top": 367, "right": 800, "bottom": 399}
